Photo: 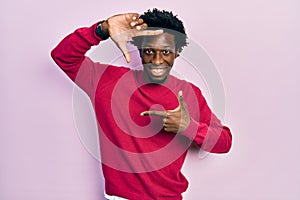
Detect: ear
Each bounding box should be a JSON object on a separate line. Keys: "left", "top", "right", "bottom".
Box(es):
{"left": 175, "top": 51, "right": 180, "bottom": 58}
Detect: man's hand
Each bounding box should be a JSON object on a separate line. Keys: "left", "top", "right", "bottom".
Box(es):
{"left": 140, "top": 91, "right": 191, "bottom": 133}
{"left": 105, "top": 13, "right": 163, "bottom": 63}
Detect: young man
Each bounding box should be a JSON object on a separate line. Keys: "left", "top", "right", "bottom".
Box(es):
{"left": 51, "top": 8, "right": 232, "bottom": 200}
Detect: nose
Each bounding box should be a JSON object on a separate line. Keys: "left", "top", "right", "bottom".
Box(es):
{"left": 152, "top": 51, "right": 163, "bottom": 65}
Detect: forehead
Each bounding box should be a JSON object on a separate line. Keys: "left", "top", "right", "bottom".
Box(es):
{"left": 141, "top": 32, "right": 175, "bottom": 49}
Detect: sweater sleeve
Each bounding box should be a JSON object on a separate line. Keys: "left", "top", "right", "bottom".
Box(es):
{"left": 181, "top": 85, "right": 232, "bottom": 153}
{"left": 51, "top": 22, "right": 109, "bottom": 97}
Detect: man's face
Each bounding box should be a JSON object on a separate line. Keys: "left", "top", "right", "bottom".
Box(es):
{"left": 141, "top": 33, "right": 177, "bottom": 84}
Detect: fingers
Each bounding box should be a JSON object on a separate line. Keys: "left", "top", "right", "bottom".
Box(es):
{"left": 133, "top": 23, "right": 146, "bottom": 31}
{"left": 126, "top": 13, "right": 140, "bottom": 22}
{"left": 129, "top": 15, "right": 145, "bottom": 31}
{"left": 130, "top": 18, "right": 144, "bottom": 28}
{"left": 162, "top": 117, "right": 167, "bottom": 123}
{"left": 139, "top": 90, "right": 189, "bottom": 133}
{"left": 140, "top": 111, "right": 177, "bottom": 132}
{"left": 129, "top": 15, "right": 162, "bottom": 34}
{"left": 162, "top": 118, "right": 182, "bottom": 133}
{"left": 134, "top": 29, "right": 163, "bottom": 37}
{"left": 141, "top": 90, "right": 185, "bottom": 115}
{"left": 140, "top": 110, "right": 167, "bottom": 118}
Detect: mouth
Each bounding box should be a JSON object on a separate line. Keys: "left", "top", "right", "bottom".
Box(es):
{"left": 143, "top": 64, "right": 171, "bottom": 83}
{"left": 149, "top": 67, "right": 167, "bottom": 77}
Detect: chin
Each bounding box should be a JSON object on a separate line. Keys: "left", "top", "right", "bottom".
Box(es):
{"left": 148, "top": 76, "right": 169, "bottom": 84}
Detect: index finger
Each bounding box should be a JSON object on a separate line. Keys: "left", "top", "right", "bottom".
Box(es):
{"left": 134, "top": 29, "right": 163, "bottom": 37}
{"left": 140, "top": 110, "right": 167, "bottom": 118}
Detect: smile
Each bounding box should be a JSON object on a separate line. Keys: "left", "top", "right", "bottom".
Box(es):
{"left": 150, "top": 67, "right": 167, "bottom": 76}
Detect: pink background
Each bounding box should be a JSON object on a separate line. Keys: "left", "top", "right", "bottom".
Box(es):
{"left": 1, "top": 0, "right": 299, "bottom": 199}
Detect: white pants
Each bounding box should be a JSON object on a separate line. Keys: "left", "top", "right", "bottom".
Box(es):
{"left": 104, "top": 192, "right": 128, "bottom": 200}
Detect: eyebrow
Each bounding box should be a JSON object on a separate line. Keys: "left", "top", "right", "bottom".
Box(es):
{"left": 143, "top": 45, "right": 174, "bottom": 49}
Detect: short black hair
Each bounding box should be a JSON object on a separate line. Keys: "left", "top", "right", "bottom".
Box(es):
{"left": 131, "top": 8, "right": 188, "bottom": 53}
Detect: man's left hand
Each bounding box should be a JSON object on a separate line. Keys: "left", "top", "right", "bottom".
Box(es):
{"left": 140, "top": 91, "right": 191, "bottom": 133}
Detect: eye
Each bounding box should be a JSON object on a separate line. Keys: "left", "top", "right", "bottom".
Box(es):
{"left": 143, "top": 49, "right": 154, "bottom": 55}
{"left": 162, "top": 50, "right": 172, "bottom": 55}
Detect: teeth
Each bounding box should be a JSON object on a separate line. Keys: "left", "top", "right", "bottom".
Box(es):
{"left": 152, "top": 69, "right": 163, "bottom": 73}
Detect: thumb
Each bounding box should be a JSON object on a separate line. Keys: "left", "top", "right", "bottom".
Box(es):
{"left": 124, "top": 51, "right": 131, "bottom": 63}
{"left": 171, "top": 90, "right": 183, "bottom": 112}
{"left": 177, "top": 90, "right": 183, "bottom": 105}
{"left": 177, "top": 90, "right": 187, "bottom": 110}
{"left": 116, "top": 41, "right": 131, "bottom": 63}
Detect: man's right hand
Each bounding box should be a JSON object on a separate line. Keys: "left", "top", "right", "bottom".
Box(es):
{"left": 103, "top": 13, "right": 163, "bottom": 63}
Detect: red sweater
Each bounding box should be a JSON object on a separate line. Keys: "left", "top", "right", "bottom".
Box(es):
{"left": 51, "top": 23, "right": 232, "bottom": 200}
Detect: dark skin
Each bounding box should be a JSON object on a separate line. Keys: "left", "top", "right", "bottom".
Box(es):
{"left": 102, "top": 13, "right": 191, "bottom": 133}
{"left": 141, "top": 91, "right": 191, "bottom": 133}
{"left": 141, "top": 32, "right": 177, "bottom": 84}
